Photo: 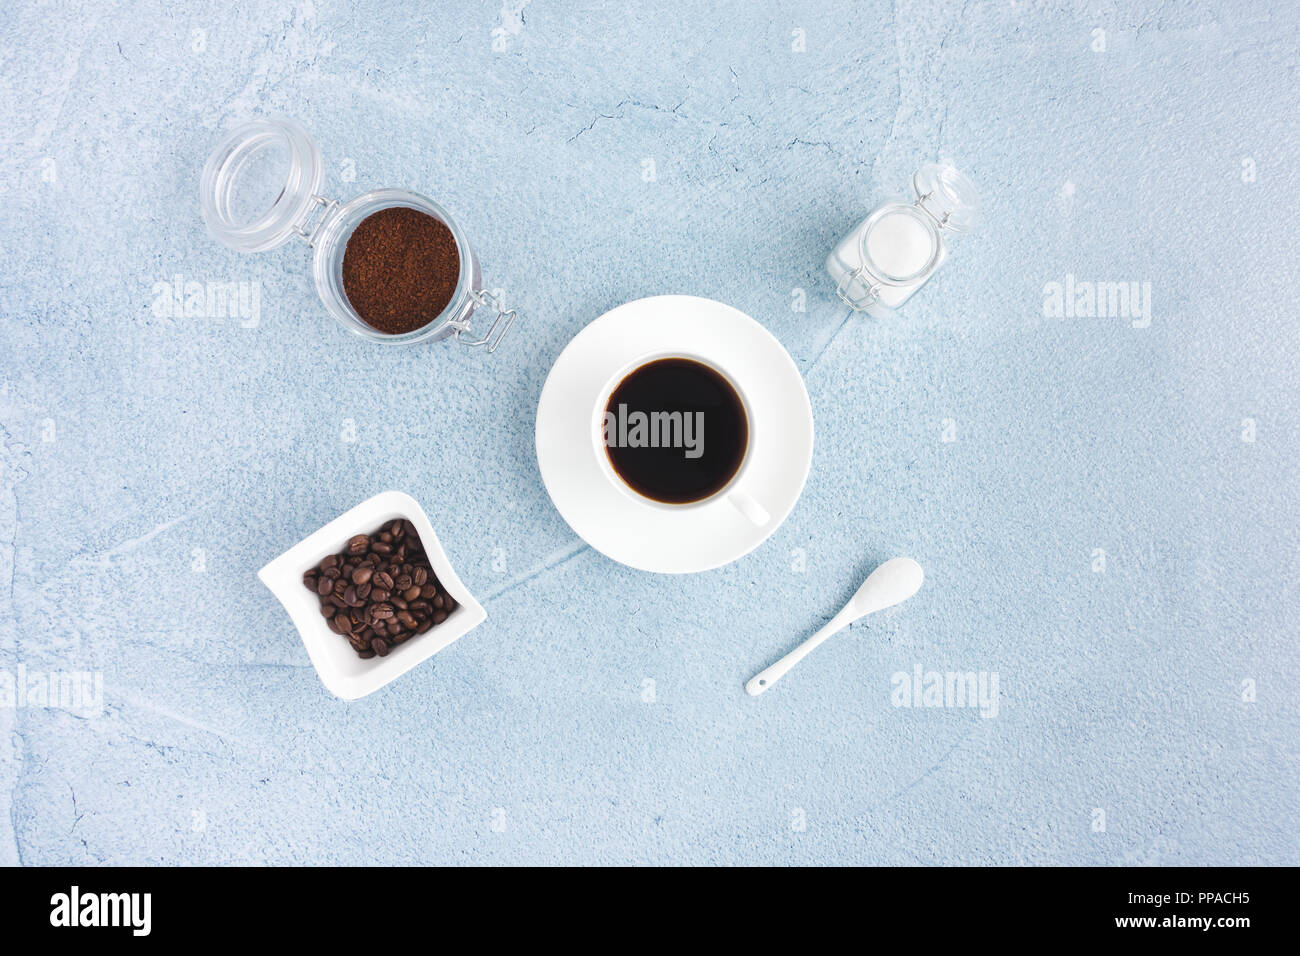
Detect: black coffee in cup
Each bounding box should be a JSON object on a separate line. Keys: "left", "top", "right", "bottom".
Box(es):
{"left": 602, "top": 357, "right": 748, "bottom": 504}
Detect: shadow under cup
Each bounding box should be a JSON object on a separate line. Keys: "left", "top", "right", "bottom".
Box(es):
{"left": 597, "top": 355, "right": 751, "bottom": 506}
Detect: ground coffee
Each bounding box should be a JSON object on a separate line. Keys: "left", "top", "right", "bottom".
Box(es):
{"left": 302, "top": 518, "right": 457, "bottom": 659}
{"left": 341, "top": 207, "right": 460, "bottom": 335}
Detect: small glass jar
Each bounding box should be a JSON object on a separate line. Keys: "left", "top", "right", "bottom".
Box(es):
{"left": 200, "top": 117, "right": 515, "bottom": 350}
{"left": 826, "top": 163, "right": 979, "bottom": 318}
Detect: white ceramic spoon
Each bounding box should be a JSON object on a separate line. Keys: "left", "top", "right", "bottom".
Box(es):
{"left": 745, "top": 557, "right": 924, "bottom": 697}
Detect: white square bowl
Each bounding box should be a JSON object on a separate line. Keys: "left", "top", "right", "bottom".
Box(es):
{"left": 258, "top": 490, "right": 486, "bottom": 700}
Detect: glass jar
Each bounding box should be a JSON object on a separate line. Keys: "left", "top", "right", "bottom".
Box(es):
{"left": 200, "top": 117, "right": 515, "bottom": 350}
{"left": 826, "top": 163, "right": 979, "bottom": 318}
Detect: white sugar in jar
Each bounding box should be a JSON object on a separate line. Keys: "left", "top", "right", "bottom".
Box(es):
{"left": 826, "top": 163, "right": 979, "bottom": 317}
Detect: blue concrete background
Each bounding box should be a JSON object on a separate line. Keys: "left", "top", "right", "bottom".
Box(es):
{"left": 1, "top": 1, "right": 1296, "bottom": 865}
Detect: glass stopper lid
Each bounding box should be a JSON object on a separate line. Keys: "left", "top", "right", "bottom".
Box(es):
{"left": 200, "top": 117, "right": 324, "bottom": 252}
{"left": 912, "top": 163, "right": 980, "bottom": 233}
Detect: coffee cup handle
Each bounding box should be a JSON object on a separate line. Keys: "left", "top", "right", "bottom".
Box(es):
{"left": 726, "top": 489, "right": 770, "bottom": 527}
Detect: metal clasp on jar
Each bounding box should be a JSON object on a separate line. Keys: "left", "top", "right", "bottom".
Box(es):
{"left": 835, "top": 264, "right": 883, "bottom": 310}
{"left": 294, "top": 195, "right": 340, "bottom": 248}
{"left": 451, "top": 288, "right": 518, "bottom": 353}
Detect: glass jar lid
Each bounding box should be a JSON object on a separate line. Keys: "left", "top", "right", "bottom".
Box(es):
{"left": 200, "top": 117, "right": 324, "bottom": 252}
{"left": 912, "top": 163, "right": 980, "bottom": 233}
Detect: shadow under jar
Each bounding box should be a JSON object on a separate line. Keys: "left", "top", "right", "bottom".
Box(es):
{"left": 200, "top": 117, "right": 516, "bottom": 349}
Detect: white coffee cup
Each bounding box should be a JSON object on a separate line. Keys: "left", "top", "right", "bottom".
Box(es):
{"left": 591, "top": 351, "right": 771, "bottom": 526}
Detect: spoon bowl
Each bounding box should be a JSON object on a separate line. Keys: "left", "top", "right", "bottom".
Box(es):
{"left": 851, "top": 557, "right": 925, "bottom": 615}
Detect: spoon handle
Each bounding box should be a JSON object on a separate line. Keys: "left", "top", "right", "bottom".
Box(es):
{"left": 745, "top": 606, "right": 856, "bottom": 696}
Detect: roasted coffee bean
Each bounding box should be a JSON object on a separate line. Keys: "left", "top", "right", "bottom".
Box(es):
{"left": 303, "top": 516, "right": 454, "bottom": 660}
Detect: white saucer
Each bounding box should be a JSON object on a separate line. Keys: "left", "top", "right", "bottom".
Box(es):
{"left": 535, "top": 295, "right": 814, "bottom": 573}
